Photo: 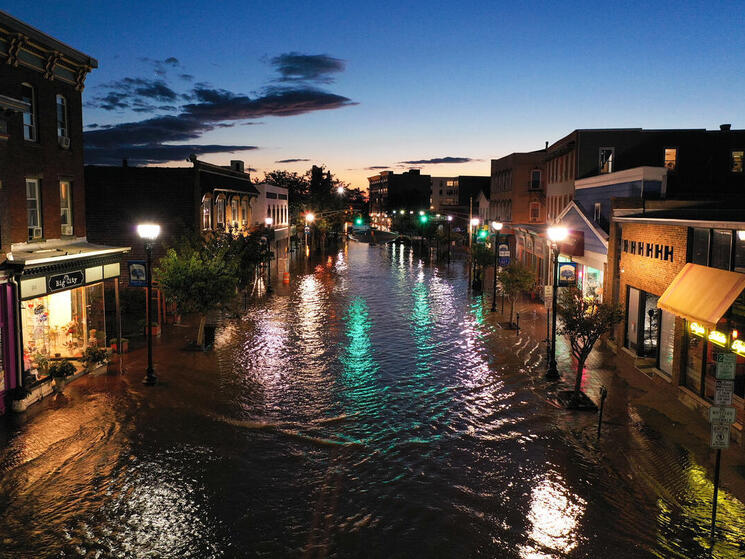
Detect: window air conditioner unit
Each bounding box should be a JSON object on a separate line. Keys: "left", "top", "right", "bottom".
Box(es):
{"left": 61, "top": 224, "right": 73, "bottom": 236}
{"left": 31, "top": 227, "right": 43, "bottom": 239}
{"left": 58, "top": 136, "right": 70, "bottom": 149}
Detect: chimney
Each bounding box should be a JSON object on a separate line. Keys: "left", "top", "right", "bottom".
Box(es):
{"left": 720, "top": 123, "right": 732, "bottom": 131}
{"left": 122, "top": 158, "right": 128, "bottom": 167}
{"left": 230, "top": 160, "right": 245, "bottom": 173}
{"left": 545, "top": 141, "right": 548, "bottom": 149}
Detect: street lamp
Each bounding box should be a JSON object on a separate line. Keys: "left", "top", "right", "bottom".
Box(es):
{"left": 137, "top": 222, "right": 160, "bottom": 386}
{"left": 336, "top": 186, "right": 345, "bottom": 196}
{"left": 490, "top": 221, "right": 503, "bottom": 312}
{"left": 304, "top": 212, "right": 314, "bottom": 252}
{"left": 546, "top": 225, "right": 569, "bottom": 380}
{"left": 265, "top": 217, "right": 273, "bottom": 293}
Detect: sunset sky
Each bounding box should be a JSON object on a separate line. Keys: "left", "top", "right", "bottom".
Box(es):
{"left": 10, "top": 1, "right": 745, "bottom": 189}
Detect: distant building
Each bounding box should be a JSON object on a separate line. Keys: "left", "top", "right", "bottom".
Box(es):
{"left": 545, "top": 126, "right": 745, "bottom": 222}
{"left": 85, "top": 158, "right": 258, "bottom": 276}
{"left": 368, "top": 169, "right": 431, "bottom": 214}
{"left": 252, "top": 182, "right": 290, "bottom": 261}
{"left": 0, "top": 10, "right": 128, "bottom": 414}
{"left": 490, "top": 150, "right": 546, "bottom": 226}
{"left": 430, "top": 177, "right": 459, "bottom": 211}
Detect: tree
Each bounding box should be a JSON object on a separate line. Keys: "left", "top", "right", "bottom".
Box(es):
{"left": 155, "top": 236, "right": 239, "bottom": 348}
{"left": 556, "top": 287, "right": 623, "bottom": 405}
{"left": 497, "top": 262, "right": 535, "bottom": 326}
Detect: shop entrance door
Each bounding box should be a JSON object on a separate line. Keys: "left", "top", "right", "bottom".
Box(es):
{"left": 642, "top": 293, "right": 660, "bottom": 357}
{"left": 626, "top": 287, "right": 641, "bottom": 352}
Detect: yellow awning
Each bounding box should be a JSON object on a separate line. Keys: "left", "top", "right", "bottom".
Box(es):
{"left": 657, "top": 263, "right": 745, "bottom": 329}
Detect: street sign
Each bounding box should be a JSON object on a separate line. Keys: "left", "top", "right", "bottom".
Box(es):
{"left": 711, "top": 424, "right": 730, "bottom": 449}
{"left": 544, "top": 285, "right": 553, "bottom": 308}
{"left": 498, "top": 243, "right": 510, "bottom": 257}
{"left": 128, "top": 260, "right": 147, "bottom": 287}
{"left": 714, "top": 380, "right": 735, "bottom": 406}
{"left": 709, "top": 406, "right": 736, "bottom": 424}
{"left": 498, "top": 256, "right": 510, "bottom": 267}
{"left": 715, "top": 353, "right": 736, "bottom": 380}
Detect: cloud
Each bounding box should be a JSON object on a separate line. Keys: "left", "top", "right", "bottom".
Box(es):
{"left": 365, "top": 166, "right": 390, "bottom": 170}
{"left": 86, "top": 143, "right": 258, "bottom": 166}
{"left": 91, "top": 77, "right": 179, "bottom": 112}
{"left": 270, "top": 52, "right": 345, "bottom": 84}
{"left": 399, "top": 157, "right": 476, "bottom": 164}
{"left": 179, "top": 73, "right": 194, "bottom": 81}
{"left": 275, "top": 158, "right": 310, "bottom": 163}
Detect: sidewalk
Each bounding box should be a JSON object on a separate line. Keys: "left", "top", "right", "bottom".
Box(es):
{"left": 483, "top": 292, "right": 745, "bottom": 505}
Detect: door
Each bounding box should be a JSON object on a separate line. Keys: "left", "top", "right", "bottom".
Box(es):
{"left": 626, "top": 287, "right": 641, "bottom": 352}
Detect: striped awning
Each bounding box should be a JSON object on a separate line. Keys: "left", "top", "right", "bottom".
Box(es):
{"left": 657, "top": 263, "right": 745, "bottom": 329}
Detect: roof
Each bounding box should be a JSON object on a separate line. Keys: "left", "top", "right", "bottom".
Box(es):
{"left": 614, "top": 204, "right": 745, "bottom": 228}
{"left": 6, "top": 241, "right": 129, "bottom": 267}
{"left": 0, "top": 10, "right": 98, "bottom": 68}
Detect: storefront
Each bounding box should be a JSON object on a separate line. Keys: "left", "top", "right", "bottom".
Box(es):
{"left": 2, "top": 242, "right": 128, "bottom": 407}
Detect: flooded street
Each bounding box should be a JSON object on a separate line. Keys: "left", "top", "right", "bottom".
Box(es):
{"left": 1, "top": 242, "right": 745, "bottom": 558}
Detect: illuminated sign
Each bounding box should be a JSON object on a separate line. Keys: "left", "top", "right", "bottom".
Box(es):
{"left": 708, "top": 330, "right": 728, "bottom": 347}
{"left": 732, "top": 339, "right": 745, "bottom": 356}
{"left": 690, "top": 322, "right": 706, "bottom": 337}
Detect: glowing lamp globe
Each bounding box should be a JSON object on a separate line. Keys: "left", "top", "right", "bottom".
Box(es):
{"left": 470, "top": 218, "right": 480, "bottom": 227}
{"left": 305, "top": 213, "right": 315, "bottom": 223}
{"left": 265, "top": 217, "right": 273, "bottom": 226}
{"left": 137, "top": 223, "right": 160, "bottom": 240}
{"left": 547, "top": 226, "right": 569, "bottom": 243}
{"left": 491, "top": 221, "right": 503, "bottom": 231}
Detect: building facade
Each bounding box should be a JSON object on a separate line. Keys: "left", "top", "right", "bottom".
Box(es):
{"left": 430, "top": 177, "right": 459, "bottom": 212}
{"left": 368, "top": 170, "right": 432, "bottom": 214}
{"left": 85, "top": 158, "right": 258, "bottom": 275}
{"left": 0, "top": 10, "right": 128, "bottom": 414}
{"left": 253, "top": 182, "right": 291, "bottom": 274}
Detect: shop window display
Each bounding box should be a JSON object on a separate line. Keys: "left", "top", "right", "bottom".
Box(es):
{"left": 21, "top": 283, "right": 106, "bottom": 381}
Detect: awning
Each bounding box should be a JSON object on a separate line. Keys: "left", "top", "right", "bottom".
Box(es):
{"left": 657, "top": 263, "right": 745, "bottom": 329}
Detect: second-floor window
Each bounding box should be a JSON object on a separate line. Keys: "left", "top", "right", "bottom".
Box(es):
{"left": 599, "top": 147, "right": 614, "bottom": 174}
{"left": 60, "top": 181, "right": 73, "bottom": 235}
{"left": 664, "top": 148, "right": 677, "bottom": 170}
{"left": 22, "top": 83, "right": 36, "bottom": 141}
{"left": 529, "top": 202, "right": 540, "bottom": 221}
{"left": 56, "top": 95, "right": 68, "bottom": 139}
{"left": 530, "top": 169, "right": 541, "bottom": 189}
{"left": 26, "top": 178, "right": 42, "bottom": 240}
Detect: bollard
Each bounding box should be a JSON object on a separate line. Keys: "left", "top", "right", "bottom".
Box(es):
{"left": 597, "top": 386, "right": 608, "bottom": 439}
{"left": 283, "top": 272, "right": 290, "bottom": 284}
{"left": 515, "top": 312, "right": 520, "bottom": 332}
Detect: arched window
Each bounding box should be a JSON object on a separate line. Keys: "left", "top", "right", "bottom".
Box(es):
{"left": 240, "top": 197, "right": 249, "bottom": 227}
{"left": 56, "top": 94, "right": 68, "bottom": 140}
{"left": 22, "top": 83, "right": 36, "bottom": 141}
{"left": 230, "top": 196, "right": 239, "bottom": 229}
{"left": 201, "top": 195, "right": 212, "bottom": 230}
{"left": 215, "top": 195, "right": 226, "bottom": 229}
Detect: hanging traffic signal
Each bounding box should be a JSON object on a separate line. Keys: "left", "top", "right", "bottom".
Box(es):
{"left": 419, "top": 214, "right": 429, "bottom": 224}
{"left": 477, "top": 228, "right": 488, "bottom": 240}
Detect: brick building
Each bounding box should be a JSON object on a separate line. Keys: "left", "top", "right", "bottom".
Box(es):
{"left": 0, "top": 10, "right": 128, "bottom": 414}
{"left": 607, "top": 206, "right": 745, "bottom": 445}
{"left": 85, "top": 158, "right": 259, "bottom": 274}
{"left": 368, "top": 169, "right": 431, "bottom": 214}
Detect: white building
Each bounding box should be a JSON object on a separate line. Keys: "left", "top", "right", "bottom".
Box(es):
{"left": 253, "top": 183, "right": 290, "bottom": 275}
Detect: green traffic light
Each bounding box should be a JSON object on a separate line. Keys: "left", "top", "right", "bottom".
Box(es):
{"left": 419, "top": 215, "right": 428, "bottom": 224}
{"left": 477, "top": 229, "right": 488, "bottom": 239}
{"left": 355, "top": 217, "right": 363, "bottom": 226}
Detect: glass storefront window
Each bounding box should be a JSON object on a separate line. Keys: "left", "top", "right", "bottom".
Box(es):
{"left": 581, "top": 266, "right": 603, "bottom": 300}
{"left": 684, "top": 327, "right": 704, "bottom": 394}
{"left": 711, "top": 229, "right": 732, "bottom": 270}
{"left": 20, "top": 283, "right": 106, "bottom": 380}
{"left": 691, "top": 228, "right": 709, "bottom": 266}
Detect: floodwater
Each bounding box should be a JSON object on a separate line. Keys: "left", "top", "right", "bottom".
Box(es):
{"left": 1, "top": 242, "right": 744, "bottom": 558}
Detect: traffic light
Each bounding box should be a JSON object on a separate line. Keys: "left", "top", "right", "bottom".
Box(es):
{"left": 477, "top": 228, "right": 488, "bottom": 240}
{"left": 355, "top": 217, "right": 364, "bottom": 226}
{"left": 419, "top": 214, "right": 429, "bottom": 224}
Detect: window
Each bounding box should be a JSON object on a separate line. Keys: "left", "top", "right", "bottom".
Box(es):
{"left": 530, "top": 169, "right": 541, "bottom": 189}
{"left": 201, "top": 196, "right": 212, "bottom": 230}
{"left": 60, "top": 181, "right": 73, "bottom": 235}
{"left": 732, "top": 150, "right": 744, "bottom": 173}
{"left": 710, "top": 229, "right": 732, "bottom": 270}
{"left": 22, "top": 83, "right": 36, "bottom": 141}
{"left": 230, "top": 197, "right": 239, "bottom": 228}
{"left": 664, "top": 148, "right": 677, "bottom": 170}
{"left": 594, "top": 202, "right": 602, "bottom": 222}
{"left": 216, "top": 196, "right": 226, "bottom": 228}
{"left": 529, "top": 202, "right": 540, "bottom": 222}
{"left": 599, "top": 147, "right": 614, "bottom": 174}
{"left": 691, "top": 228, "right": 709, "bottom": 265}
{"left": 241, "top": 198, "right": 248, "bottom": 226}
{"left": 735, "top": 231, "right": 745, "bottom": 272}
{"left": 26, "top": 178, "right": 42, "bottom": 240}
{"left": 56, "top": 95, "right": 68, "bottom": 139}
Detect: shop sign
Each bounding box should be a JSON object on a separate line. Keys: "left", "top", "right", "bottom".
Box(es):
{"left": 714, "top": 380, "right": 734, "bottom": 406}
{"left": 558, "top": 262, "right": 578, "bottom": 287}
{"left": 715, "top": 353, "right": 736, "bottom": 380}
{"left": 47, "top": 270, "right": 84, "bottom": 292}
{"left": 708, "top": 330, "right": 728, "bottom": 347}
{"left": 711, "top": 424, "right": 730, "bottom": 449}
{"left": 128, "top": 261, "right": 147, "bottom": 287}
{"left": 689, "top": 322, "right": 706, "bottom": 337}
{"left": 732, "top": 339, "right": 745, "bottom": 356}
{"left": 709, "top": 406, "right": 736, "bottom": 424}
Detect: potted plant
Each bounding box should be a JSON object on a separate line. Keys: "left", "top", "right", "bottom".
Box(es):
{"left": 110, "top": 337, "right": 129, "bottom": 353}
{"left": 50, "top": 359, "right": 77, "bottom": 392}
{"left": 10, "top": 386, "right": 32, "bottom": 412}
{"left": 81, "top": 347, "right": 110, "bottom": 372}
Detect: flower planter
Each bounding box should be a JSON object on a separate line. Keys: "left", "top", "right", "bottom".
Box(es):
{"left": 111, "top": 339, "right": 129, "bottom": 353}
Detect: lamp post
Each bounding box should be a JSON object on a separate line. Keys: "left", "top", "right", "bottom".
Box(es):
{"left": 419, "top": 212, "right": 428, "bottom": 255}
{"left": 447, "top": 215, "right": 452, "bottom": 265}
{"left": 305, "top": 212, "right": 315, "bottom": 254}
{"left": 546, "top": 225, "right": 569, "bottom": 380}
{"left": 469, "top": 218, "right": 480, "bottom": 290}
{"left": 137, "top": 223, "right": 160, "bottom": 386}
{"left": 265, "top": 217, "right": 273, "bottom": 293}
{"left": 490, "top": 221, "right": 503, "bottom": 312}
